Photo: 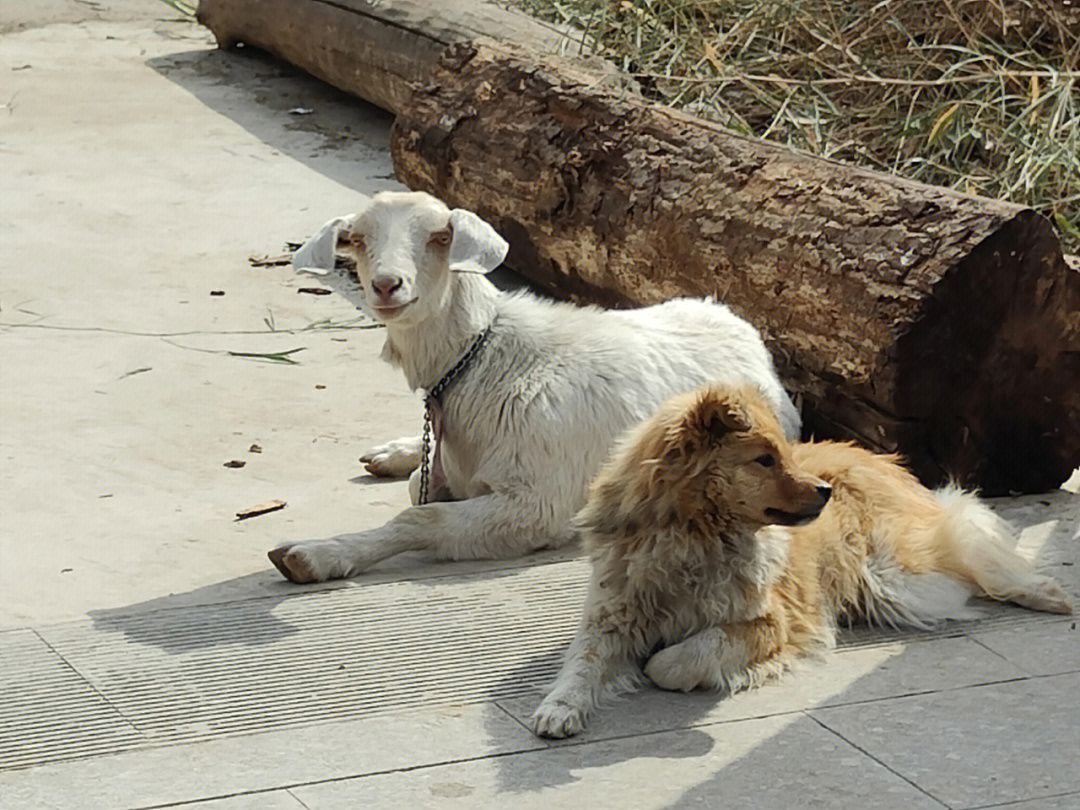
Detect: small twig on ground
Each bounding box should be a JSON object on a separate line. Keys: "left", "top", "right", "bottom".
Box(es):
{"left": 235, "top": 499, "right": 286, "bottom": 520}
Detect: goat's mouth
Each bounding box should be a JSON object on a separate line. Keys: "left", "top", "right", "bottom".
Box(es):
{"left": 764, "top": 504, "right": 825, "bottom": 527}
{"left": 372, "top": 297, "right": 418, "bottom": 319}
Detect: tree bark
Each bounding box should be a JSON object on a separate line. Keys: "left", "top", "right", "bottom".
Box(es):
{"left": 391, "top": 40, "right": 1080, "bottom": 495}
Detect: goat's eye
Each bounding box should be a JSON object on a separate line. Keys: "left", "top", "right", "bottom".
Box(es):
{"left": 337, "top": 231, "right": 365, "bottom": 251}
{"left": 754, "top": 453, "right": 776, "bottom": 468}
{"left": 429, "top": 227, "right": 453, "bottom": 248}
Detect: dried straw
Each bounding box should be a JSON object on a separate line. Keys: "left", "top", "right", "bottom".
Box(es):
{"left": 519, "top": 0, "right": 1080, "bottom": 252}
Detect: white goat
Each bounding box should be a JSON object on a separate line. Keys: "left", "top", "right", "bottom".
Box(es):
{"left": 268, "top": 191, "right": 801, "bottom": 583}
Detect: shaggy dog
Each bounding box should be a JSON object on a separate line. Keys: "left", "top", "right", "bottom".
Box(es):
{"left": 530, "top": 384, "right": 1072, "bottom": 738}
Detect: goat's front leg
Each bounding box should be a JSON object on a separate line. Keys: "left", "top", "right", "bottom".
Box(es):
{"left": 268, "top": 491, "right": 567, "bottom": 583}
{"left": 359, "top": 435, "right": 421, "bottom": 477}
{"left": 530, "top": 623, "right": 638, "bottom": 739}
{"left": 644, "top": 616, "right": 782, "bottom": 694}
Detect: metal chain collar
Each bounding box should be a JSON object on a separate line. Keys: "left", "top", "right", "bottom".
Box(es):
{"left": 418, "top": 326, "right": 492, "bottom": 505}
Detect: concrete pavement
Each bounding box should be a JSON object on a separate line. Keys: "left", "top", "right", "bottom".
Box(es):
{"left": 2, "top": 4, "right": 1078, "bottom": 808}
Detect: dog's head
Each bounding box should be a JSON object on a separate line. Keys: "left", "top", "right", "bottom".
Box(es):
{"left": 292, "top": 191, "right": 508, "bottom": 326}
{"left": 577, "top": 385, "right": 831, "bottom": 543}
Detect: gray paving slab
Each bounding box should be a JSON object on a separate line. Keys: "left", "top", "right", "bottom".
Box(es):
{"left": 498, "top": 634, "right": 1029, "bottom": 745}
{"left": 973, "top": 793, "right": 1080, "bottom": 810}
{"left": 161, "top": 792, "right": 307, "bottom": 810}
{"left": 21, "top": 559, "right": 584, "bottom": 759}
{"left": 971, "top": 619, "right": 1080, "bottom": 678}
{"left": 0, "top": 702, "right": 540, "bottom": 810}
{"left": 292, "top": 713, "right": 945, "bottom": 810}
{"left": 810, "top": 672, "right": 1080, "bottom": 809}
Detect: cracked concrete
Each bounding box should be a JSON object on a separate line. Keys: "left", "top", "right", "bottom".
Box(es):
{"left": 1, "top": 3, "right": 1078, "bottom": 809}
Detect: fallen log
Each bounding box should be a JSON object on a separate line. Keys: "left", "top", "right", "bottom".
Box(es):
{"left": 391, "top": 40, "right": 1080, "bottom": 495}
{"left": 196, "top": 0, "right": 578, "bottom": 114}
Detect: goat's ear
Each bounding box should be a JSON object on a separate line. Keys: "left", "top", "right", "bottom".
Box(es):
{"left": 292, "top": 216, "right": 353, "bottom": 271}
{"left": 448, "top": 209, "right": 509, "bottom": 273}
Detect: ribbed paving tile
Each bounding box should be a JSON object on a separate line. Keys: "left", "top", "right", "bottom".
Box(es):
{"left": 4, "top": 557, "right": 1072, "bottom": 773}
{"left": 0, "top": 630, "right": 143, "bottom": 770}
{"left": 36, "top": 561, "right": 591, "bottom": 746}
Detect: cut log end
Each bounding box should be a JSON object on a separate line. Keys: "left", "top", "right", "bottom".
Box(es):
{"left": 894, "top": 210, "right": 1080, "bottom": 493}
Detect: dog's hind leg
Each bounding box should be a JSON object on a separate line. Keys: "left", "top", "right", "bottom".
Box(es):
{"left": 930, "top": 487, "right": 1072, "bottom": 615}
{"left": 530, "top": 624, "right": 638, "bottom": 739}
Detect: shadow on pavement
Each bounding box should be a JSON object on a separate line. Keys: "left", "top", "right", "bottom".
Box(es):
{"left": 87, "top": 570, "right": 311, "bottom": 651}
{"left": 146, "top": 44, "right": 396, "bottom": 194}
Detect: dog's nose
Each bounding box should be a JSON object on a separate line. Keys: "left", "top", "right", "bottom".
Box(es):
{"left": 371, "top": 275, "right": 403, "bottom": 296}
{"left": 816, "top": 485, "right": 832, "bottom": 504}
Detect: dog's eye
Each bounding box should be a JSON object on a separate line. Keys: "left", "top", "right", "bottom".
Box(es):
{"left": 429, "top": 227, "right": 453, "bottom": 248}
{"left": 754, "top": 454, "right": 776, "bottom": 468}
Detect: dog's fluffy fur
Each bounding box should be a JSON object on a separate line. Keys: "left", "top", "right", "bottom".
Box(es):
{"left": 530, "top": 384, "right": 1072, "bottom": 738}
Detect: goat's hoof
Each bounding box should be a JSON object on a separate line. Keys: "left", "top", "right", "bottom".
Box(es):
{"left": 268, "top": 545, "right": 319, "bottom": 584}
{"left": 359, "top": 438, "right": 420, "bottom": 478}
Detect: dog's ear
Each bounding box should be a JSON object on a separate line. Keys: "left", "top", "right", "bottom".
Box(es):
{"left": 448, "top": 209, "right": 509, "bottom": 273}
{"left": 686, "top": 388, "right": 751, "bottom": 444}
{"left": 292, "top": 214, "right": 360, "bottom": 271}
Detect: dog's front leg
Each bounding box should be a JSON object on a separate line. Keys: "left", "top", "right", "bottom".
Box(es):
{"left": 268, "top": 491, "right": 566, "bottom": 583}
{"left": 645, "top": 625, "right": 756, "bottom": 694}
{"left": 530, "top": 624, "right": 635, "bottom": 739}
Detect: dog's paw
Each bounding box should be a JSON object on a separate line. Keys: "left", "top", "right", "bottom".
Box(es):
{"left": 360, "top": 437, "right": 420, "bottom": 478}
{"left": 644, "top": 644, "right": 703, "bottom": 693}
{"left": 529, "top": 699, "right": 588, "bottom": 739}
{"left": 267, "top": 541, "right": 350, "bottom": 584}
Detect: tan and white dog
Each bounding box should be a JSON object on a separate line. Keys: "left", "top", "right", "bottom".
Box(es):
{"left": 531, "top": 384, "right": 1072, "bottom": 738}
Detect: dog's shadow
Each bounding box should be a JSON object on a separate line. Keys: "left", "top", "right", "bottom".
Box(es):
{"left": 483, "top": 654, "right": 721, "bottom": 794}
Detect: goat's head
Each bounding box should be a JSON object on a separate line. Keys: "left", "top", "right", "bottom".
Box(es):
{"left": 292, "top": 191, "right": 509, "bottom": 326}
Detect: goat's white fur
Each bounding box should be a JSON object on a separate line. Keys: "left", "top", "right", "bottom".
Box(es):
{"left": 272, "top": 191, "right": 801, "bottom": 581}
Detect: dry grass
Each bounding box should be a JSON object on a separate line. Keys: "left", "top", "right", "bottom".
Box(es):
{"left": 518, "top": 0, "right": 1080, "bottom": 252}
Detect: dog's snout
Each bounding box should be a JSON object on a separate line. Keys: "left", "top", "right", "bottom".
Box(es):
{"left": 816, "top": 484, "right": 832, "bottom": 504}
{"left": 371, "top": 275, "right": 403, "bottom": 296}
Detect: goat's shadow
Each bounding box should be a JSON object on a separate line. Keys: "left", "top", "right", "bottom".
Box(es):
{"left": 88, "top": 570, "right": 303, "bottom": 653}
{"left": 88, "top": 524, "right": 585, "bottom": 655}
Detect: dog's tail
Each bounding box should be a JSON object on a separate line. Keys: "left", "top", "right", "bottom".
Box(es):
{"left": 858, "top": 485, "right": 1071, "bottom": 628}
{"left": 929, "top": 486, "right": 1071, "bottom": 615}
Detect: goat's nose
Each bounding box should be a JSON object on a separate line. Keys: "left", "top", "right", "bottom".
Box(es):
{"left": 371, "top": 275, "right": 403, "bottom": 296}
